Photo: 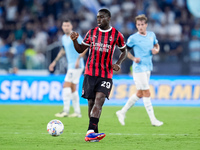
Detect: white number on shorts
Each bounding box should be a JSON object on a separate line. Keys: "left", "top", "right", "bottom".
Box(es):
{"left": 101, "top": 81, "right": 111, "bottom": 89}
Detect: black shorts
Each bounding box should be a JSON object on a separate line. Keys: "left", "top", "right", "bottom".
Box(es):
{"left": 82, "top": 75, "right": 113, "bottom": 100}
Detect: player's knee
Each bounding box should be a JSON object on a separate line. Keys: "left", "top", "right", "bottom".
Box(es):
{"left": 88, "top": 99, "right": 94, "bottom": 107}
{"left": 63, "top": 82, "right": 71, "bottom": 88}
{"left": 71, "top": 84, "right": 77, "bottom": 92}
{"left": 95, "top": 96, "right": 105, "bottom": 106}
{"left": 136, "top": 90, "right": 143, "bottom": 98}
{"left": 143, "top": 90, "right": 150, "bottom": 97}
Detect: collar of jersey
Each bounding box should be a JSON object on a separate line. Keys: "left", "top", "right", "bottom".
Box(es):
{"left": 137, "top": 31, "right": 147, "bottom": 36}
{"left": 98, "top": 26, "right": 112, "bottom": 32}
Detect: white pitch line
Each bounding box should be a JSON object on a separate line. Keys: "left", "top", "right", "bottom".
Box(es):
{"left": 4, "top": 132, "right": 190, "bottom": 136}
{"left": 108, "top": 133, "right": 189, "bottom": 136}
{"left": 71, "top": 133, "right": 190, "bottom": 136}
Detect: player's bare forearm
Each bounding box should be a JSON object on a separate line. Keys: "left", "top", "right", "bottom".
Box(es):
{"left": 127, "top": 52, "right": 134, "bottom": 61}
{"left": 116, "top": 47, "right": 127, "bottom": 66}
{"left": 70, "top": 31, "right": 88, "bottom": 53}
{"left": 78, "top": 48, "right": 88, "bottom": 59}
{"left": 54, "top": 48, "right": 65, "bottom": 63}
{"left": 112, "top": 48, "right": 127, "bottom": 71}
{"left": 75, "top": 48, "right": 88, "bottom": 68}
{"left": 72, "top": 40, "right": 87, "bottom": 53}
{"left": 152, "top": 43, "right": 160, "bottom": 55}
{"left": 127, "top": 52, "right": 140, "bottom": 63}
{"left": 154, "top": 43, "right": 160, "bottom": 51}
{"left": 49, "top": 48, "right": 65, "bottom": 71}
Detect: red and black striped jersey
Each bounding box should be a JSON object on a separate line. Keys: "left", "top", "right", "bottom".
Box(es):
{"left": 82, "top": 27, "right": 126, "bottom": 79}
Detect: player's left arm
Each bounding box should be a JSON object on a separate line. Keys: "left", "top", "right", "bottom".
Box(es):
{"left": 70, "top": 31, "right": 89, "bottom": 53}
{"left": 112, "top": 32, "right": 127, "bottom": 71}
{"left": 151, "top": 32, "right": 160, "bottom": 55}
{"left": 112, "top": 47, "right": 127, "bottom": 71}
{"left": 151, "top": 43, "right": 160, "bottom": 55}
{"left": 75, "top": 48, "right": 88, "bottom": 68}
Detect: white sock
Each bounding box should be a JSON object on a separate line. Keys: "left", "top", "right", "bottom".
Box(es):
{"left": 62, "top": 87, "right": 72, "bottom": 113}
{"left": 71, "top": 91, "right": 81, "bottom": 114}
{"left": 143, "top": 97, "right": 156, "bottom": 122}
{"left": 121, "top": 94, "right": 140, "bottom": 114}
{"left": 87, "top": 130, "right": 94, "bottom": 134}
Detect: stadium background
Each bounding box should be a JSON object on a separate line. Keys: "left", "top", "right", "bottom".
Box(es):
{"left": 0, "top": 0, "right": 199, "bottom": 106}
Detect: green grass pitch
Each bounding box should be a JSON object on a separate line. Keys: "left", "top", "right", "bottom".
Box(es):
{"left": 0, "top": 105, "right": 199, "bottom": 150}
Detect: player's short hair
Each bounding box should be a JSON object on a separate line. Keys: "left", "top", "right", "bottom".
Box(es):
{"left": 62, "top": 19, "right": 72, "bottom": 24}
{"left": 98, "top": 8, "right": 111, "bottom": 17}
{"left": 135, "top": 14, "right": 148, "bottom": 24}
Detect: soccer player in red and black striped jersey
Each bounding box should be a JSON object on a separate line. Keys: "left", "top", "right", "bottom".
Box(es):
{"left": 70, "top": 8, "right": 127, "bottom": 142}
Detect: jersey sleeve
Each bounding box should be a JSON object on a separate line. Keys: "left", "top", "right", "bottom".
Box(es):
{"left": 116, "top": 32, "right": 126, "bottom": 49}
{"left": 152, "top": 32, "right": 158, "bottom": 45}
{"left": 82, "top": 30, "right": 91, "bottom": 46}
{"left": 126, "top": 35, "right": 134, "bottom": 48}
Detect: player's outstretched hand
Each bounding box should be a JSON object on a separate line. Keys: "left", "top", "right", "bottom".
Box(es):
{"left": 112, "top": 64, "right": 120, "bottom": 71}
{"left": 70, "top": 31, "right": 79, "bottom": 41}
{"left": 151, "top": 48, "right": 159, "bottom": 55}
{"left": 49, "top": 61, "right": 56, "bottom": 71}
{"left": 133, "top": 57, "right": 140, "bottom": 63}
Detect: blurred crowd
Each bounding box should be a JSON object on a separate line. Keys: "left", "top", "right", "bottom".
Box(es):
{"left": 0, "top": 0, "right": 199, "bottom": 74}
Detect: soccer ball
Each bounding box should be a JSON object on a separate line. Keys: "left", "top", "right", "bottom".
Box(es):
{"left": 47, "top": 119, "right": 64, "bottom": 136}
